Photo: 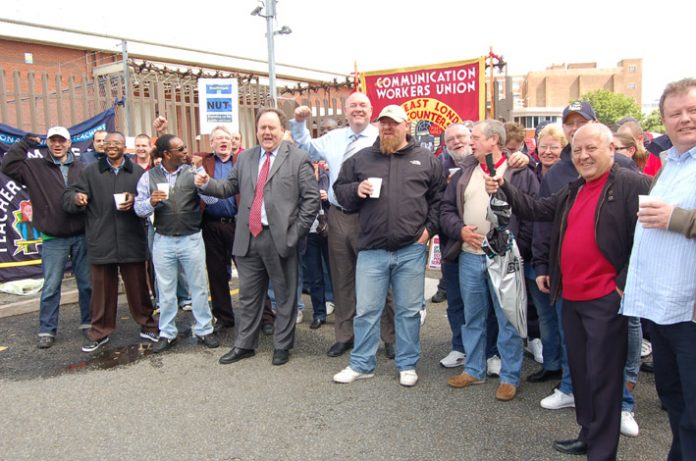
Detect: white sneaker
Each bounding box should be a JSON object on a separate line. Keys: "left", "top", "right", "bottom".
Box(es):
{"left": 180, "top": 303, "right": 192, "bottom": 311}
{"left": 399, "top": 370, "right": 418, "bottom": 387}
{"left": 333, "top": 367, "right": 374, "bottom": 384}
{"left": 419, "top": 309, "right": 427, "bottom": 326}
{"left": 326, "top": 301, "right": 335, "bottom": 316}
{"left": 486, "top": 355, "right": 501, "bottom": 377}
{"left": 641, "top": 339, "right": 652, "bottom": 358}
{"left": 440, "top": 350, "right": 466, "bottom": 368}
{"left": 540, "top": 389, "right": 575, "bottom": 410}
{"left": 526, "top": 338, "right": 544, "bottom": 364}
{"left": 621, "top": 411, "right": 640, "bottom": 437}
{"left": 296, "top": 310, "right": 304, "bottom": 324}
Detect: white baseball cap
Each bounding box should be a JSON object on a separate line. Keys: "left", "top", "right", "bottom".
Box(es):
{"left": 46, "top": 126, "right": 70, "bottom": 140}
{"left": 375, "top": 105, "right": 409, "bottom": 123}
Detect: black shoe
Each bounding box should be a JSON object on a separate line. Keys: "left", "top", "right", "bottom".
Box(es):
{"left": 553, "top": 438, "right": 587, "bottom": 455}
{"left": 262, "top": 323, "right": 274, "bottom": 336}
{"left": 213, "top": 321, "right": 235, "bottom": 334}
{"left": 526, "top": 367, "right": 562, "bottom": 383}
{"left": 640, "top": 360, "right": 654, "bottom": 373}
{"left": 219, "top": 347, "right": 255, "bottom": 364}
{"left": 327, "top": 341, "right": 353, "bottom": 357}
{"left": 310, "top": 318, "right": 325, "bottom": 330}
{"left": 272, "top": 349, "right": 290, "bottom": 366}
{"left": 37, "top": 336, "right": 55, "bottom": 349}
{"left": 431, "top": 289, "right": 447, "bottom": 303}
{"left": 384, "top": 342, "right": 395, "bottom": 359}
{"left": 81, "top": 336, "right": 110, "bottom": 353}
{"left": 197, "top": 333, "right": 220, "bottom": 348}
{"left": 152, "top": 336, "right": 177, "bottom": 353}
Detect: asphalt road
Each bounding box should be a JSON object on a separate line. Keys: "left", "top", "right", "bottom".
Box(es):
{"left": 0, "top": 277, "right": 673, "bottom": 460}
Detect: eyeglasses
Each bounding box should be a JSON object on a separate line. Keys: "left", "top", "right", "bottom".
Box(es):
{"left": 168, "top": 145, "right": 187, "bottom": 153}
{"left": 538, "top": 145, "right": 562, "bottom": 152}
{"left": 103, "top": 141, "right": 124, "bottom": 146}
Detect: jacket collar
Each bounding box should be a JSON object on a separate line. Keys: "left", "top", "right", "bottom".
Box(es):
{"left": 98, "top": 155, "right": 134, "bottom": 173}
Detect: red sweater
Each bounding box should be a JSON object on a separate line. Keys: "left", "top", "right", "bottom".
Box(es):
{"left": 560, "top": 171, "right": 617, "bottom": 301}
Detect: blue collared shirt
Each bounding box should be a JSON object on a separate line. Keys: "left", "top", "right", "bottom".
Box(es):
{"left": 289, "top": 120, "right": 377, "bottom": 208}
{"left": 622, "top": 145, "right": 696, "bottom": 324}
{"left": 106, "top": 157, "right": 123, "bottom": 175}
{"left": 134, "top": 163, "right": 217, "bottom": 218}
{"left": 203, "top": 154, "right": 238, "bottom": 219}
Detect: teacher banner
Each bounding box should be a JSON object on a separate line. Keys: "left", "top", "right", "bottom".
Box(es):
{"left": 361, "top": 58, "right": 485, "bottom": 155}
{"left": 0, "top": 108, "right": 116, "bottom": 282}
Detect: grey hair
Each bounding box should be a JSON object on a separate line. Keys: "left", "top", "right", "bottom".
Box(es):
{"left": 474, "top": 120, "right": 506, "bottom": 148}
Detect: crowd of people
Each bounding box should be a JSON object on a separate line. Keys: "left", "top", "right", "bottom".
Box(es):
{"left": 1, "top": 77, "right": 694, "bottom": 461}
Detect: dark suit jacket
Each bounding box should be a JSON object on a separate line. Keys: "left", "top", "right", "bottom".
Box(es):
{"left": 203, "top": 141, "right": 320, "bottom": 258}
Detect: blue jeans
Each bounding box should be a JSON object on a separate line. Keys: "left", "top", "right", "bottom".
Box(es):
{"left": 443, "top": 261, "right": 464, "bottom": 353}
{"left": 39, "top": 235, "right": 91, "bottom": 336}
{"left": 556, "top": 298, "right": 574, "bottom": 395}
{"left": 526, "top": 269, "right": 562, "bottom": 371}
{"left": 459, "top": 251, "right": 523, "bottom": 386}
{"left": 350, "top": 243, "right": 427, "bottom": 373}
{"left": 147, "top": 221, "right": 191, "bottom": 307}
{"left": 303, "top": 233, "right": 328, "bottom": 321}
{"left": 153, "top": 231, "right": 213, "bottom": 339}
{"left": 622, "top": 315, "right": 642, "bottom": 412}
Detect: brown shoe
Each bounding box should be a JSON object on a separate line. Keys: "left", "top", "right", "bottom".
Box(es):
{"left": 495, "top": 383, "right": 518, "bottom": 401}
{"left": 448, "top": 372, "right": 485, "bottom": 388}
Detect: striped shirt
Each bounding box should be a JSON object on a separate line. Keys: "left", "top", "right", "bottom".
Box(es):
{"left": 622, "top": 145, "right": 696, "bottom": 324}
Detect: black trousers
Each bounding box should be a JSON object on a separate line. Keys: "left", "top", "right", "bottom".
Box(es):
{"left": 202, "top": 218, "right": 236, "bottom": 326}
{"left": 563, "top": 291, "right": 627, "bottom": 461}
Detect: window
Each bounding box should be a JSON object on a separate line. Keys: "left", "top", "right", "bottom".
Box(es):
{"left": 628, "top": 83, "right": 636, "bottom": 90}
{"left": 628, "top": 65, "right": 637, "bottom": 73}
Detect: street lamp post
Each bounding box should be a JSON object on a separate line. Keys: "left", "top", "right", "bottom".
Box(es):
{"left": 252, "top": 1, "right": 292, "bottom": 108}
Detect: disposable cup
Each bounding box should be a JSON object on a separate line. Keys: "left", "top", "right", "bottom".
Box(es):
{"left": 157, "top": 183, "right": 170, "bottom": 199}
{"left": 113, "top": 193, "right": 127, "bottom": 208}
{"left": 367, "top": 177, "right": 382, "bottom": 198}
{"left": 638, "top": 195, "right": 657, "bottom": 207}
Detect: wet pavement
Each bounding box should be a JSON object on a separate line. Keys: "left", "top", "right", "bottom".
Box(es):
{"left": 0, "top": 274, "right": 674, "bottom": 460}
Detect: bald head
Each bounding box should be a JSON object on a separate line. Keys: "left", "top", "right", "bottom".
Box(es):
{"left": 571, "top": 124, "right": 615, "bottom": 181}
{"left": 345, "top": 92, "right": 372, "bottom": 132}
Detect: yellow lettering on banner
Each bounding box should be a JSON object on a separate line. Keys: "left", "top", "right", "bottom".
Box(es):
{"left": 402, "top": 99, "right": 462, "bottom": 130}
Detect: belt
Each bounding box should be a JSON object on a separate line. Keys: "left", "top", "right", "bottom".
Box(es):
{"left": 331, "top": 204, "right": 356, "bottom": 215}
{"left": 204, "top": 216, "right": 235, "bottom": 224}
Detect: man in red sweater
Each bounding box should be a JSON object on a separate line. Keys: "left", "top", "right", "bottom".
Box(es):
{"left": 486, "top": 123, "right": 651, "bottom": 460}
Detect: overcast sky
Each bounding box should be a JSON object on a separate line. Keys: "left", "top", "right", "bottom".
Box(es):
{"left": 2, "top": 0, "right": 692, "bottom": 107}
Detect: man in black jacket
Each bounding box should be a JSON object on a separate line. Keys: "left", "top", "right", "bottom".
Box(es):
{"left": 486, "top": 123, "right": 651, "bottom": 460}
{"left": 64, "top": 132, "right": 158, "bottom": 353}
{"left": 1, "top": 127, "right": 92, "bottom": 349}
{"left": 332, "top": 105, "right": 445, "bottom": 387}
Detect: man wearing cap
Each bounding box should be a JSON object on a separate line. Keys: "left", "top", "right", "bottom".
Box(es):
{"left": 531, "top": 101, "right": 638, "bottom": 412}
{"left": 290, "top": 93, "right": 396, "bottom": 359}
{"left": 487, "top": 123, "right": 650, "bottom": 459}
{"left": 332, "top": 105, "right": 445, "bottom": 387}
{"left": 622, "top": 78, "right": 696, "bottom": 461}
{"left": 1, "top": 127, "right": 92, "bottom": 349}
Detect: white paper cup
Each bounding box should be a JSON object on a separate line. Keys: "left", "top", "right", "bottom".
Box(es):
{"left": 449, "top": 168, "right": 461, "bottom": 176}
{"left": 367, "top": 177, "right": 382, "bottom": 198}
{"left": 638, "top": 195, "right": 657, "bottom": 206}
{"left": 157, "top": 183, "right": 170, "bottom": 199}
{"left": 113, "top": 193, "right": 127, "bottom": 208}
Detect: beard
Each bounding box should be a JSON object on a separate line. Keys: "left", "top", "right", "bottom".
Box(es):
{"left": 449, "top": 145, "right": 472, "bottom": 163}
{"left": 379, "top": 135, "right": 402, "bottom": 155}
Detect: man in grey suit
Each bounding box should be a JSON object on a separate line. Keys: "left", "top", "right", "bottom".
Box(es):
{"left": 195, "top": 108, "right": 320, "bottom": 366}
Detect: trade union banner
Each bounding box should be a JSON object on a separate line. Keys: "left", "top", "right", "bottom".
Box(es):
{"left": 361, "top": 57, "right": 485, "bottom": 156}
{"left": 0, "top": 108, "right": 116, "bottom": 282}
{"left": 197, "top": 78, "right": 239, "bottom": 135}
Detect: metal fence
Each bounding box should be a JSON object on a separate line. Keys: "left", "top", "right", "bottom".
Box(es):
{"left": 0, "top": 65, "right": 350, "bottom": 150}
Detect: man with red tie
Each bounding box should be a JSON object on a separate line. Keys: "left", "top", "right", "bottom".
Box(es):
{"left": 196, "top": 108, "right": 320, "bottom": 366}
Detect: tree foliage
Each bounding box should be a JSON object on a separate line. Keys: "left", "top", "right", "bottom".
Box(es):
{"left": 579, "top": 90, "right": 642, "bottom": 127}
{"left": 641, "top": 109, "right": 665, "bottom": 134}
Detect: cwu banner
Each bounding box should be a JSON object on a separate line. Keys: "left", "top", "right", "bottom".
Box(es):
{"left": 361, "top": 58, "right": 485, "bottom": 156}
{"left": 0, "top": 108, "right": 116, "bottom": 282}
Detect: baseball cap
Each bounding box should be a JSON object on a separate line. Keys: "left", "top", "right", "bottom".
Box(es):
{"left": 46, "top": 126, "right": 71, "bottom": 140}
{"left": 562, "top": 101, "right": 597, "bottom": 123}
{"left": 375, "top": 105, "right": 409, "bottom": 123}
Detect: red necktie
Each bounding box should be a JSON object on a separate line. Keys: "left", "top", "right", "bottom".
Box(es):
{"left": 249, "top": 151, "right": 271, "bottom": 237}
